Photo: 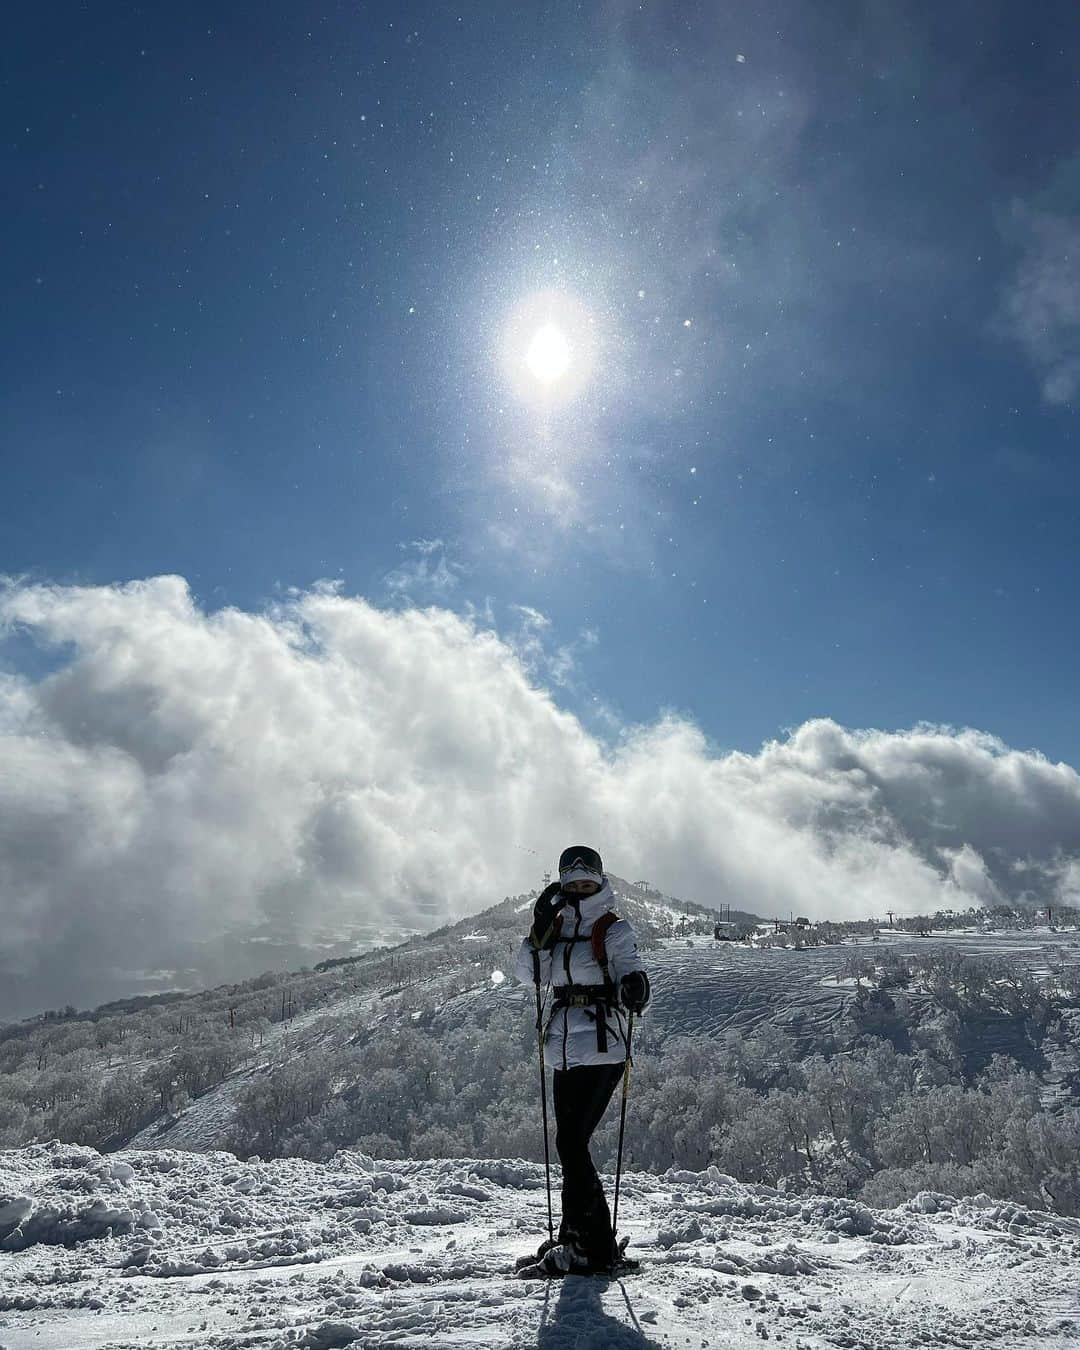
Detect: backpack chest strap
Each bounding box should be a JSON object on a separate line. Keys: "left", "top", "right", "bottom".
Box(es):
{"left": 549, "top": 908, "right": 622, "bottom": 1054}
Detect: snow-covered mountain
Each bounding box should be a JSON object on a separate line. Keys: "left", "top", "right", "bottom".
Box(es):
{"left": 5, "top": 883, "right": 1080, "bottom": 1347}
{"left": 2, "top": 1140, "right": 1077, "bottom": 1349}
{"left": 119, "top": 882, "right": 1074, "bottom": 1160}
{"left": 122, "top": 877, "right": 730, "bottom": 1155}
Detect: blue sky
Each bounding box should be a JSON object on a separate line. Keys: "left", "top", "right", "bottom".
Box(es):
{"left": 5, "top": 0, "right": 1080, "bottom": 765}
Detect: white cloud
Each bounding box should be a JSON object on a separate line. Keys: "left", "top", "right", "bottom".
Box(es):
{"left": 509, "top": 604, "right": 551, "bottom": 633}
{"left": 999, "top": 203, "right": 1080, "bottom": 405}
{"left": 382, "top": 540, "right": 463, "bottom": 598}
{"left": 505, "top": 608, "right": 599, "bottom": 691}
{"left": 2, "top": 575, "right": 1079, "bottom": 1016}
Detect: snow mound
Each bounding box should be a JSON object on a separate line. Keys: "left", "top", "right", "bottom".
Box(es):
{"left": 296, "top": 1322, "right": 363, "bottom": 1350}
{"left": 467, "top": 1156, "right": 543, "bottom": 1188}
{"left": 0, "top": 1143, "right": 1077, "bottom": 1348}
{"left": 0, "top": 1144, "right": 163, "bottom": 1251}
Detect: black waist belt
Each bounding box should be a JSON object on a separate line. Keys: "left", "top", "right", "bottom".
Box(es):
{"left": 552, "top": 984, "right": 618, "bottom": 1053}
{"left": 553, "top": 983, "right": 615, "bottom": 1008}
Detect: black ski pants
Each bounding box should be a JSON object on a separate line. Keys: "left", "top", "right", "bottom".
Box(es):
{"left": 553, "top": 1061, "right": 624, "bottom": 1265}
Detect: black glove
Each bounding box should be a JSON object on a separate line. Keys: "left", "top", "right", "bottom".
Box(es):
{"left": 528, "top": 882, "right": 563, "bottom": 951}
{"left": 619, "top": 969, "right": 650, "bottom": 1014}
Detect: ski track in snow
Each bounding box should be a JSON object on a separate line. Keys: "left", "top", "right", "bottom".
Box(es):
{"left": 446, "top": 930, "right": 1078, "bottom": 1053}
{"left": 1, "top": 1143, "right": 1077, "bottom": 1350}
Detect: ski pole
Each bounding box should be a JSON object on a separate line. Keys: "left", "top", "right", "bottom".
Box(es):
{"left": 611, "top": 1009, "right": 634, "bottom": 1246}
{"left": 533, "top": 953, "right": 555, "bottom": 1243}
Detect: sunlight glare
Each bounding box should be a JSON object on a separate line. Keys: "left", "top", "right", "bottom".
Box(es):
{"left": 525, "top": 323, "right": 571, "bottom": 384}
{"left": 500, "top": 290, "right": 595, "bottom": 408}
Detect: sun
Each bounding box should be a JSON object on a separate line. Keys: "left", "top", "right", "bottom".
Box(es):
{"left": 501, "top": 290, "right": 595, "bottom": 407}
{"left": 525, "top": 323, "right": 572, "bottom": 384}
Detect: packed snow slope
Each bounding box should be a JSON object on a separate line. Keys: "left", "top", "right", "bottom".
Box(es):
{"left": 1, "top": 1141, "right": 1077, "bottom": 1350}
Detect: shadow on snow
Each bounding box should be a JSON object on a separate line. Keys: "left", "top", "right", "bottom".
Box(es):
{"left": 535, "top": 1271, "right": 663, "bottom": 1349}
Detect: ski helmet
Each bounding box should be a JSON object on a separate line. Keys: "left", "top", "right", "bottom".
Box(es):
{"left": 558, "top": 845, "right": 604, "bottom": 887}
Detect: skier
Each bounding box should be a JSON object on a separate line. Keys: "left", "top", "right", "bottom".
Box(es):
{"left": 514, "top": 845, "right": 651, "bottom": 1276}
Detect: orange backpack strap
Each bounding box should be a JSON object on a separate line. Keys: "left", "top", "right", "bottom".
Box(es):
{"left": 591, "top": 911, "right": 619, "bottom": 985}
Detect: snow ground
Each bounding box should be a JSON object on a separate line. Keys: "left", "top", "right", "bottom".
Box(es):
{"left": 1, "top": 1143, "right": 1077, "bottom": 1350}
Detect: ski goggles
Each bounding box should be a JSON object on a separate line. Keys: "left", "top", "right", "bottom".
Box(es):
{"left": 558, "top": 850, "right": 603, "bottom": 886}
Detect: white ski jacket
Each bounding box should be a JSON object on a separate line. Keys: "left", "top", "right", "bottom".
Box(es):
{"left": 514, "top": 880, "right": 648, "bottom": 1070}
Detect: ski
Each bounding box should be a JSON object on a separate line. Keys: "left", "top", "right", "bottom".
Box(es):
{"left": 516, "top": 1255, "right": 640, "bottom": 1280}
{"left": 514, "top": 1235, "right": 637, "bottom": 1278}
{"left": 514, "top": 1237, "right": 559, "bottom": 1271}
